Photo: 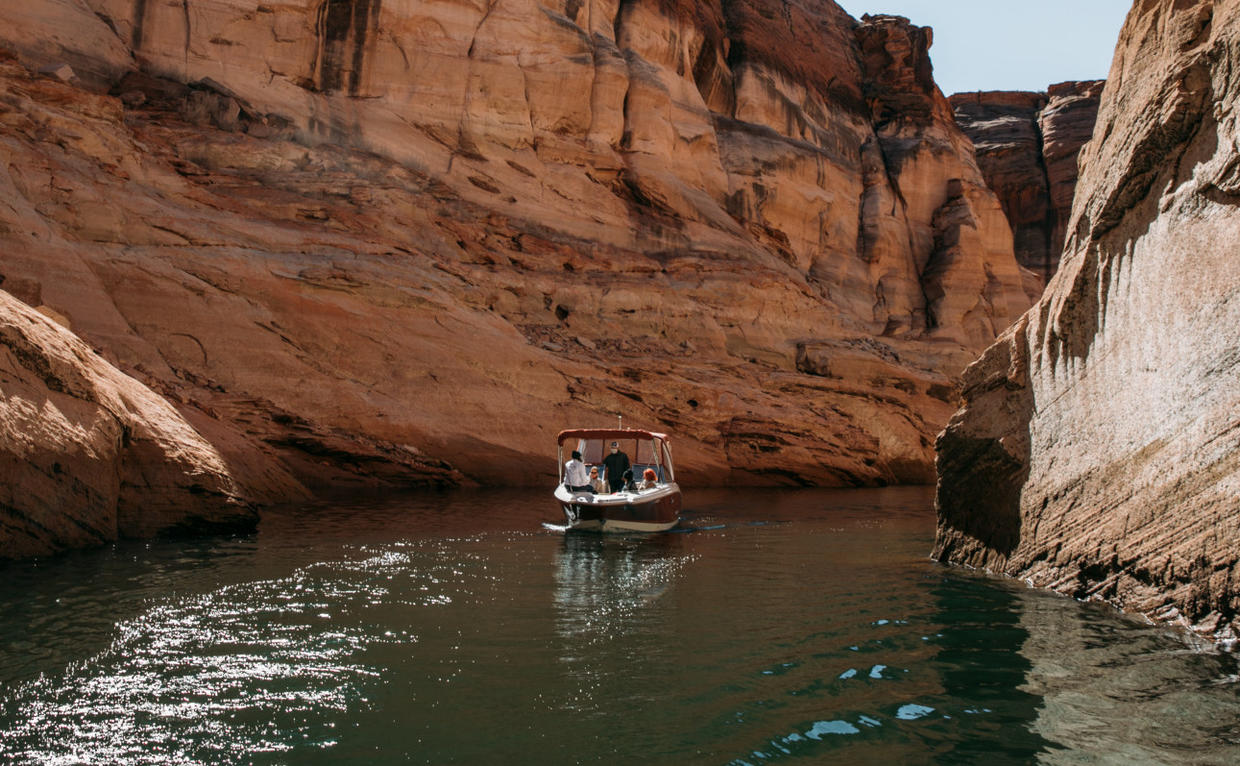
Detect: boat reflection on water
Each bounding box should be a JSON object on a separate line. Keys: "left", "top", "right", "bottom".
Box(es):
{"left": 553, "top": 533, "right": 691, "bottom": 630}
{"left": 551, "top": 532, "right": 694, "bottom": 713}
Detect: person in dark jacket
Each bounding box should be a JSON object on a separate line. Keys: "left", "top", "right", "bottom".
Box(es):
{"left": 602, "top": 441, "right": 631, "bottom": 492}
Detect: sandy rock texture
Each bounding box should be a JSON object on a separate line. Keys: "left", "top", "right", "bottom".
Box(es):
{"left": 935, "top": 0, "right": 1240, "bottom": 642}
{"left": 951, "top": 81, "right": 1103, "bottom": 285}
{"left": 0, "top": 289, "right": 261, "bottom": 558}
{"left": 0, "top": 1, "right": 1033, "bottom": 512}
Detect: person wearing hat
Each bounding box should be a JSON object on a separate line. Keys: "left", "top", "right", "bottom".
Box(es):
{"left": 602, "top": 440, "right": 631, "bottom": 493}
{"left": 564, "top": 450, "right": 593, "bottom": 493}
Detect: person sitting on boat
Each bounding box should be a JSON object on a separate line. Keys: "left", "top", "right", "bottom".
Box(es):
{"left": 620, "top": 468, "right": 639, "bottom": 492}
{"left": 564, "top": 450, "right": 593, "bottom": 493}
{"left": 589, "top": 466, "right": 607, "bottom": 494}
{"left": 638, "top": 468, "right": 658, "bottom": 490}
{"left": 602, "top": 441, "right": 631, "bottom": 492}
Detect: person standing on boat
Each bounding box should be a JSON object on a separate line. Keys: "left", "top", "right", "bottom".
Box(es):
{"left": 602, "top": 441, "right": 631, "bottom": 493}
{"left": 564, "top": 450, "right": 593, "bottom": 493}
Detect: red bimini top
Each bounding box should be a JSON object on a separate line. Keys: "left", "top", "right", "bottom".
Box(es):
{"left": 556, "top": 428, "right": 670, "bottom": 445}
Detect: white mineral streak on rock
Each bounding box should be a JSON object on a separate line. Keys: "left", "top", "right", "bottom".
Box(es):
{"left": 936, "top": 0, "right": 1240, "bottom": 642}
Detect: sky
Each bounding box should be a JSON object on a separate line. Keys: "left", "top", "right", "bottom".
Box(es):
{"left": 834, "top": 1, "right": 1132, "bottom": 95}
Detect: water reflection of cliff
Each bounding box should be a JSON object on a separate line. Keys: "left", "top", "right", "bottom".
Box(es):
{"left": 928, "top": 574, "right": 1054, "bottom": 762}
{"left": 1013, "top": 589, "right": 1240, "bottom": 764}
{"left": 928, "top": 570, "right": 1240, "bottom": 764}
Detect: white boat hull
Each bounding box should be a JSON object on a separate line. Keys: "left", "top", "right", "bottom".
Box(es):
{"left": 554, "top": 484, "right": 682, "bottom": 533}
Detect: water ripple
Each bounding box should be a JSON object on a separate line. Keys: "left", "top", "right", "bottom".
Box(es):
{"left": 1, "top": 488, "right": 1238, "bottom": 765}
{"left": 0, "top": 548, "right": 435, "bottom": 764}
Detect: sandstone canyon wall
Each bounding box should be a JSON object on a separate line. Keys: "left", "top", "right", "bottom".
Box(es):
{"left": 936, "top": 0, "right": 1240, "bottom": 642}
{"left": 0, "top": 289, "right": 262, "bottom": 557}
{"left": 0, "top": 0, "right": 1036, "bottom": 551}
{"left": 950, "top": 81, "right": 1103, "bottom": 285}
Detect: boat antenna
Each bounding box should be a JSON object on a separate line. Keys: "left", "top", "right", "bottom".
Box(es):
{"left": 618, "top": 414, "right": 623, "bottom": 430}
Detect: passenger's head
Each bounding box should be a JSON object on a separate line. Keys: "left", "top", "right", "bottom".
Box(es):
{"left": 643, "top": 468, "right": 657, "bottom": 482}
{"left": 610, "top": 441, "right": 619, "bottom": 453}
{"left": 589, "top": 467, "right": 599, "bottom": 478}
{"left": 623, "top": 469, "right": 633, "bottom": 481}
{"left": 571, "top": 450, "right": 582, "bottom": 460}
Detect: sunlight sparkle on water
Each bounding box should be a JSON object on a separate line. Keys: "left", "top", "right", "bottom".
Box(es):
{"left": 2, "top": 489, "right": 1239, "bottom": 765}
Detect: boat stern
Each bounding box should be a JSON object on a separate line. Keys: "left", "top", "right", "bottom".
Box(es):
{"left": 554, "top": 485, "right": 681, "bottom": 533}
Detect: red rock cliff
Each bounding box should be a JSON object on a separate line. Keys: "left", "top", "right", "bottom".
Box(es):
{"left": 1, "top": 290, "right": 264, "bottom": 557}
{"left": 950, "top": 81, "right": 1103, "bottom": 285}
{"left": 935, "top": 0, "right": 1240, "bottom": 643}
{"left": 0, "top": 1, "right": 1033, "bottom": 518}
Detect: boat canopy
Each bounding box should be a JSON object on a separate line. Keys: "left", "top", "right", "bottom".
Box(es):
{"left": 556, "top": 428, "right": 670, "bottom": 445}
{"left": 556, "top": 428, "right": 676, "bottom": 483}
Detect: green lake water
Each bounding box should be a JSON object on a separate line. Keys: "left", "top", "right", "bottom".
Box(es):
{"left": 2, "top": 487, "right": 1238, "bottom": 764}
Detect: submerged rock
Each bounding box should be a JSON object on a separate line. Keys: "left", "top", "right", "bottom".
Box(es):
{"left": 935, "top": 0, "right": 1240, "bottom": 642}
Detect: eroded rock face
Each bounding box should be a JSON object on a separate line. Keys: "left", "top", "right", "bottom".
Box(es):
{"left": 0, "top": 1, "right": 1032, "bottom": 514}
{"left": 0, "top": 289, "right": 262, "bottom": 559}
{"left": 1039, "top": 81, "right": 1105, "bottom": 262}
{"left": 950, "top": 81, "right": 1103, "bottom": 285}
{"left": 935, "top": 0, "right": 1240, "bottom": 642}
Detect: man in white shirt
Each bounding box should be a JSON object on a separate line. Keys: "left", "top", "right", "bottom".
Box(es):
{"left": 564, "top": 450, "right": 593, "bottom": 492}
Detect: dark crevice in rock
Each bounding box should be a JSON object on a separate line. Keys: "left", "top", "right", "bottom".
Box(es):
{"left": 1030, "top": 107, "right": 1057, "bottom": 283}
{"left": 132, "top": 0, "right": 149, "bottom": 50}
{"left": 1091, "top": 60, "right": 1212, "bottom": 240}
{"left": 93, "top": 10, "right": 122, "bottom": 41}
{"left": 951, "top": 82, "right": 1103, "bottom": 284}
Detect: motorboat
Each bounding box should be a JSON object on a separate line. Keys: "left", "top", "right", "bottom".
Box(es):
{"left": 554, "top": 428, "right": 683, "bottom": 532}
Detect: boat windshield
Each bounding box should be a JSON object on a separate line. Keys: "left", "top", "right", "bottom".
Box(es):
{"left": 572, "top": 437, "right": 656, "bottom": 465}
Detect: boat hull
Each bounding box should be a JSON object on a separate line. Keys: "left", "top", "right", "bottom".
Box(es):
{"left": 554, "top": 484, "right": 682, "bottom": 533}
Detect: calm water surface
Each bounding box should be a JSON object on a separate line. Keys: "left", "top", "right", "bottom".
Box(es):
{"left": 2, "top": 488, "right": 1239, "bottom": 764}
